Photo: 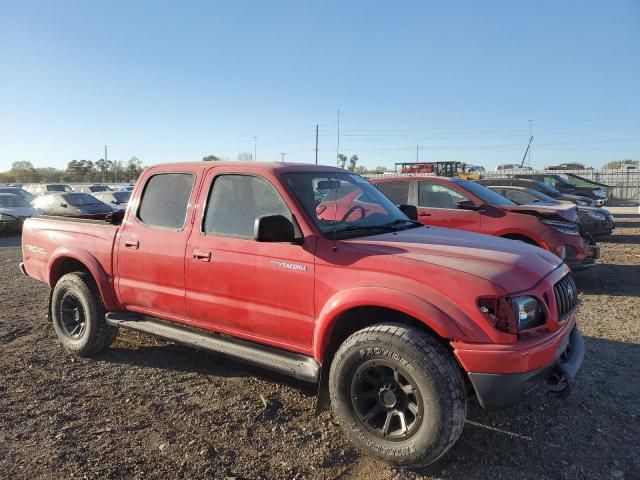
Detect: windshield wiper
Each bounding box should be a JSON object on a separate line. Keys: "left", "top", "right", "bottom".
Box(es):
{"left": 381, "top": 218, "right": 423, "bottom": 228}
{"left": 335, "top": 219, "right": 422, "bottom": 234}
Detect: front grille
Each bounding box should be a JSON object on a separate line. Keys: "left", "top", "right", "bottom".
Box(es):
{"left": 554, "top": 274, "right": 578, "bottom": 320}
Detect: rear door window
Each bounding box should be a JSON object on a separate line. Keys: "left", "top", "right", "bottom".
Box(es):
{"left": 418, "top": 182, "right": 468, "bottom": 209}
{"left": 376, "top": 181, "right": 410, "bottom": 205}
{"left": 137, "top": 173, "right": 195, "bottom": 229}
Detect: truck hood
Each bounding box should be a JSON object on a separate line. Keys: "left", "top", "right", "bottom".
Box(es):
{"left": 345, "top": 226, "right": 562, "bottom": 293}
{"left": 499, "top": 202, "right": 578, "bottom": 222}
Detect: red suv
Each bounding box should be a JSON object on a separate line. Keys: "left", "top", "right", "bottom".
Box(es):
{"left": 371, "top": 176, "right": 599, "bottom": 269}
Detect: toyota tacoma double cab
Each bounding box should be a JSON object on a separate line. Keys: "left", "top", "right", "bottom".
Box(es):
{"left": 20, "top": 161, "right": 584, "bottom": 467}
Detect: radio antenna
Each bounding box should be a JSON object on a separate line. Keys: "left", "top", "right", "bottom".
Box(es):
{"left": 332, "top": 110, "right": 340, "bottom": 252}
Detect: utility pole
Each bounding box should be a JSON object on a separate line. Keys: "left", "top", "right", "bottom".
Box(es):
{"left": 528, "top": 120, "right": 533, "bottom": 166}
{"left": 416, "top": 144, "right": 423, "bottom": 163}
{"left": 253, "top": 136, "right": 257, "bottom": 161}
{"left": 315, "top": 124, "right": 319, "bottom": 165}
{"left": 280, "top": 152, "right": 286, "bottom": 163}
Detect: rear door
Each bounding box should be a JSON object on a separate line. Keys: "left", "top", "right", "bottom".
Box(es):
{"left": 115, "top": 167, "right": 202, "bottom": 321}
{"left": 416, "top": 180, "right": 481, "bottom": 232}
{"left": 185, "top": 167, "right": 316, "bottom": 353}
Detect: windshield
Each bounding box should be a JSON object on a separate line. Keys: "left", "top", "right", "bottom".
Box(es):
{"left": 0, "top": 195, "right": 31, "bottom": 207}
{"left": 550, "top": 175, "right": 576, "bottom": 189}
{"left": 113, "top": 191, "right": 131, "bottom": 203}
{"left": 454, "top": 180, "right": 515, "bottom": 206}
{"left": 523, "top": 189, "right": 556, "bottom": 202}
{"left": 48, "top": 184, "right": 73, "bottom": 192}
{"left": 529, "top": 181, "right": 561, "bottom": 196}
{"left": 284, "top": 172, "right": 418, "bottom": 239}
{"left": 0, "top": 188, "right": 30, "bottom": 199}
{"left": 89, "top": 185, "right": 111, "bottom": 192}
{"left": 63, "top": 193, "right": 102, "bottom": 206}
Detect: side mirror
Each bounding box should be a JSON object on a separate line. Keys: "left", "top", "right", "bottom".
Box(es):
{"left": 398, "top": 204, "right": 418, "bottom": 220}
{"left": 254, "top": 214, "right": 297, "bottom": 243}
{"left": 456, "top": 200, "right": 479, "bottom": 211}
{"left": 60, "top": 203, "right": 67, "bottom": 208}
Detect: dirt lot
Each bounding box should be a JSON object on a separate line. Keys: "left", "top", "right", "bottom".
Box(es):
{"left": 1, "top": 217, "right": 639, "bottom": 480}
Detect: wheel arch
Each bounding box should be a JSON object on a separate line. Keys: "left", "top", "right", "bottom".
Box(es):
{"left": 313, "top": 287, "right": 469, "bottom": 364}
{"left": 48, "top": 248, "right": 119, "bottom": 311}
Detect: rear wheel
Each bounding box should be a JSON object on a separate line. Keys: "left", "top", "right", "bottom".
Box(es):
{"left": 51, "top": 272, "right": 118, "bottom": 356}
{"left": 329, "top": 324, "right": 466, "bottom": 467}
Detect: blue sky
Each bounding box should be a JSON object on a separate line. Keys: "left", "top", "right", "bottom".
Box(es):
{"left": 1, "top": 0, "right": 639, "bottom": 171}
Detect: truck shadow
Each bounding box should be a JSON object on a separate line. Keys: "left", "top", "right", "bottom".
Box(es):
{"left": 101, "top": 338, "right": 317, "bottom": 395}
{"left": 0, "top": 234, "right": 21, "bottom": 247}
{"left": 415, "top": 335, "right": 640, "bottom": 479}
{"left": 573, "top": 264, "right": 640, "bottom": 296}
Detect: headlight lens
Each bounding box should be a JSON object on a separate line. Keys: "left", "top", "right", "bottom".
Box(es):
{"left": 511, "top": 296, "right": 545, "bottom": 330}
{"left": 540, "top": 219, "right": 580, "bottom": 235}
{"left": 586, "top": 211, "right": 605, "bottom": 221}
{"left": 593, "top": 189, "right": 606, "bottom": 198}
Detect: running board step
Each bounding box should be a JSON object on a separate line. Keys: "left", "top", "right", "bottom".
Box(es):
{"left": 105, "top": 312, "right": 320, "bottom": 383}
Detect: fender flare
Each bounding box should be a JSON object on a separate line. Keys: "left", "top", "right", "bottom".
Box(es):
{"left": 312, "top": 286, "right": 468, "bottom": 362}
{"left": 48, "top": 246, "right": 120, "bottom": 311}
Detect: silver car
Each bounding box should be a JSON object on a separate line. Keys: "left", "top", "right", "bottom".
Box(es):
{"left": 33, "top": 192, "right": 112, "bottom": 219}
{"left": 0, "top": 193, "right": 42, "bottom": 233}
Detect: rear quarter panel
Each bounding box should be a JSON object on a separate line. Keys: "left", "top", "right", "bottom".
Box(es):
{"left": 21, "top": 217, "right": 120, "bottom": 309}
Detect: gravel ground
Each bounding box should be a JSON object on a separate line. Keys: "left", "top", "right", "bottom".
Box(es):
{"left": 1, "top": 216, "right": 639, "bottom": 480}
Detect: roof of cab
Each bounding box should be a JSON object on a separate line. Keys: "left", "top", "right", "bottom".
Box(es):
{"left": 149, "top": 161, "right": 350, "bottom": 174}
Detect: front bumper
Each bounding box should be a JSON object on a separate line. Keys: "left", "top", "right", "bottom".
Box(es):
{"left": 467, "top": 327, "right": 585, "bottom": 409}
{"left": 565, "top": 233, "right": 599, "bottom": 270}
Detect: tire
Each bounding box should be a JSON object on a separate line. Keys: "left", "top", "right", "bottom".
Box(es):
{"left": 329, "top": 324, "right": 466, "bottom": 468}
{"left": 51, "top": 272, "right": 118, "bottom": 356}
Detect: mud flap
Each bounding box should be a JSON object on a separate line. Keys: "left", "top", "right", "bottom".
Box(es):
{"left": 314, "top": 366, "right": 330, "bottom": 415}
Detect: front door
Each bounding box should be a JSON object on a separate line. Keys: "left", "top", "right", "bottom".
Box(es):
{"left": 116, "top": 169, "right": 201, "bottom": 321}
{"left": 185, "top": 169, "right": 316, "bottom": 354}
{"left": 415, "top": 180, "right": 481, "bottom": 232}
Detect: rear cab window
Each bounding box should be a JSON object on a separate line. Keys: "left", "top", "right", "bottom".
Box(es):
{"left": 137, "top": 173, "right": 196, "bottom": 230}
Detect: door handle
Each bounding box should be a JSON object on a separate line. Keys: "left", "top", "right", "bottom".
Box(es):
{"left": 124, "top": 240, "right": 139, "bottom": 249}
{"left": 419, "top": 212, "right": 432, "bottom": 217}
{"left": 192, "top": 249, "right": 212, "bottom": 262}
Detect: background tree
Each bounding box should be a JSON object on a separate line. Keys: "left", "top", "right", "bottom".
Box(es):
{"left": 337, "top": 154, "right": 347, "bottom": 169}
{"left": 10, "top": 161, "right": 37, "bottom": 182}
{"left": 125, "top": 156, "right": 144, "bottom": 181}
{"left": 202, "top": 155, "right": 221, "bottom": 162}
{"left": 348, "top": 154, "right": 359, "bottom": 172}
{"left": 237, "top": 152, "right": 253, "bottom": 162}
{"left": 603, "top": 159, "right": 638, "bottom": 169}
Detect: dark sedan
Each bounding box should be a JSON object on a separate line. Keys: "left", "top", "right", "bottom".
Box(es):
{"left": 478, "top": 178, "right": 595, "bottom": 206}
{"left": 32, "top": 192, "right": 113, "bottom": 219}
{"left": 514, "top": 173, "right": 607, "bottom": 205}
{"left": 486, "top": 185, "right": 614, "bottom": 237}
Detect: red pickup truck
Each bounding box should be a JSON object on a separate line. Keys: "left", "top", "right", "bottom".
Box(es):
{"left": 20, "top": 162, "right": 584, "bottom": 467}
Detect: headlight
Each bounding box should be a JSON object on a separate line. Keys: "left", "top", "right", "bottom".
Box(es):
{"left": 0, "top": 213, "right": 18, "bottom": 222}
{"left": 540, "top": 219, "right": 580, "bottom": 235}
{"left": 593, "top": 189, "right": 606, "bottom": 198}
{"left": 586, "top": 211, "right": 605, "bottom": 221}
{"left": 511, "top": 296, "right": 545, "bottom": 330}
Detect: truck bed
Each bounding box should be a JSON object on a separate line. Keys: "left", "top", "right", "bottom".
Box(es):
{"left": 21, "top": 215, "right": 119, "bottom": 288}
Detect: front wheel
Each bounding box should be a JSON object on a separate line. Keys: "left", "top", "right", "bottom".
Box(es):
{"left": 51, "top": 272, "right": 118, "bottom": 356}
{"left": 329, "top": 324, "right": 466, "bottom": 467}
